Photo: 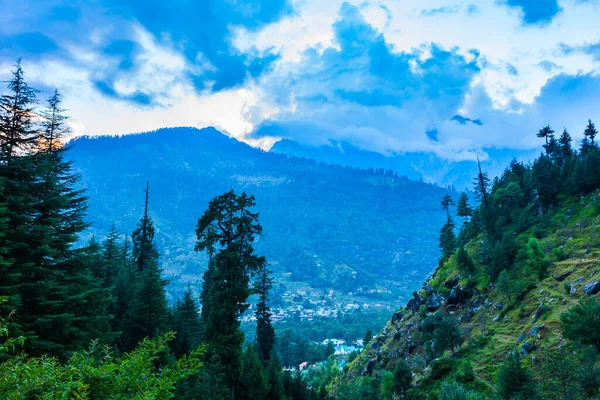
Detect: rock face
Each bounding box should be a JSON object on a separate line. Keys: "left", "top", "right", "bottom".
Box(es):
{"left": 554, "top": 268, "right": 575, "bottom": 281}
{"left": 583, "top": 281, "right": 600, "bottom": 295}
{"left": 426, "top": 293, "right": 441, "bottom": 312}
{"left": 392, "top": 312, "right": 403, "bottom": 324}
{"left": 534, "top": 304, "right": 546, "bottom": 321}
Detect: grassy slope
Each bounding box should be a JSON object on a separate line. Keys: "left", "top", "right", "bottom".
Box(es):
{"left": 336, "top": 192, "right": 600, "bottom": 396}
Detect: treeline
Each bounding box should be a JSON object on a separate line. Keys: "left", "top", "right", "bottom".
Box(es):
{"left": 0, "top": 61, "right": 317, "bottom": 398}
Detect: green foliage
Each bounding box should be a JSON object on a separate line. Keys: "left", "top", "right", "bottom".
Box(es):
{"left": 456, "top": 247, "right": 475, "bottom": 276}
{"left": 363, "top": 329, "right": 373, "bottom": 346}
{"left": 422, "top": 313, "right": 461, "bottom": 356}
{"left": 254, "top": 262, "right": 276, "bottom": 362}
{"left": 561, "top": 298, "right": 600, "bottom": 351}
{"left": 496, "top": 352, "right": 538, "bottom": 400}
{"left": 438, "top": 381, "right": 484, "bottom": 400}
{"left": 0, "top": 328, "right": 204, "bottom": 399}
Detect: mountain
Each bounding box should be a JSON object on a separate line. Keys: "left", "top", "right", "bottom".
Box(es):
{"left": 68, "top": 127, "right": 454, "bottom": 305}
{"left": 270, "top": 139, "right": 538, "bottom": 190}
{"left": 322, "top": 141, "right": 600, "bottom": 398}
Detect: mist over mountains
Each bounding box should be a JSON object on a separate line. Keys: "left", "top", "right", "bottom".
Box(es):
{"left": 69, "top": 126, "right": 454, "bottom": 302}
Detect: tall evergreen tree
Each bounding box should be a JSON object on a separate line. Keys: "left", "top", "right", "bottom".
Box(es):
{"left": 0, "top": 60, "right": 39, "bottom": 319}
{"left": 582, "top": 119, "right": 598, "bottom": 152}
{"left": 441, "top": 194, "right": 454, "bottom": 220}
{"left": 456, "top": 192, "right": 473, "bottom": 223}
{"left": 172, "top": 289, "right": 203, "bottom": 358}
{"left": 253, "top": 262, "right": 275, "bottom": 362}
{"left": 473, "top": 156, "right": 489, "bottom": 203}
{"left": 195, "top": 190, "right": 265, "bottom": 399}
{"left": 125, "top": 183, "right": 169, "bottom": 351}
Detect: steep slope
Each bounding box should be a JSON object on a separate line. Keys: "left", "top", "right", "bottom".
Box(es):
{"left": 329, "top": 136, "right": 600, "bottom": 398}
{"left": 68, "top": 127, "right": 452, "bottom": 305}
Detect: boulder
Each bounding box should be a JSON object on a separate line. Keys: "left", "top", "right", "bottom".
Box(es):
{"left": 426, "top": 293, "right": 441, "bottom": 312}
{"left": 517, "top": 334, "right": 525, "bottom": 344}
{"left": 406, "top": 293, "right": 423, "bottom": 313}
{"left": 520, "top": 341, "right": 533, "bottom": 356}
{"left": 391, "top": 312, "right": 403, "bottom": 324}
{"left": 363, "top": 360, "right": 376, "bottom": 376}
{"left": 534, "top": 304, "right": 546, "bottom": 321}
{"left": 444, "top": 276, "right": 460, "bottom": 289}
{"left": 529, "top": 326, "right": 539, "bottom": 337}
{"left": 394, "top": 330, "right": 403, "bottom": 341}
{"left": 470, "top": 299, "right": 483, "bottom": 313}
{"left": 583, "top": 281, "right": 600, "bottom": 295}
{"left": 447, "top": 288, "right": 470, "bottom": 306}
{"left": 554, "top": 268, "right": 575, "bottom": 281}
{"left": 495, "top": 303, "right": 504, "bottom": 310}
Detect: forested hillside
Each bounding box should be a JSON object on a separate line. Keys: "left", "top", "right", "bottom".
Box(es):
{"left": 68, "top": 127, "right": 452, "bottom": 302}
{"left": 309, "top": 123, "right": 600, "bottom": 399}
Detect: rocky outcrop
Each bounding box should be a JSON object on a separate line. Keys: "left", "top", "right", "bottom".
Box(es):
{"left": 406, "top": 293, "right": 423, "bottom": 313}
{"left": 554, "top": 268, "right": 575, "bottom": 281}
{"left": 446, "top": 288, "right": 470, "bottom": 306}
{"left": 583, "top": 281, "right": 600, "bottom": 295}
{"left": 426, "top": 293, "right": 441, "bottom": 312}
{"left": 392, "top": 312, "right": 403, "bottom": 324}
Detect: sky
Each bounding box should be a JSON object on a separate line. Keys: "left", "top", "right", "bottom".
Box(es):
{"left": 1, "top": 0, "right": 600, "bottom": 160}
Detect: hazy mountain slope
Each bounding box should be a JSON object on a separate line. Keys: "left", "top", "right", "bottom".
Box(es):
{"left": 68, "top": 127, "right": 453, "bottom": 303}
{"left": 270, "top": 139, "right": 538, "bottom": 190}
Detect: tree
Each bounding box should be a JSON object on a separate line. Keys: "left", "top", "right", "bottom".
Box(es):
{"left": 254, "top": 262, "right": 275, "bottom": 362}
{"left": 540, "top": 347, "right": 580, "bottom": 400}
{"left": 439, "top": 218, "right": 456, "bottom": 263}
{"left": 433, "top": 316, "right": 461, "bottom": 355}
{"left": 195, "top": 190, "right": 265, "bottom": 398}
{"left": 456, "top": 247, "right": 475, "bottom": 275}
{"left": 582, "top": 119, "right": 597, "bottom": 152}
{"left": 456, "top": 192, "right": 473, "bottom": 223}
{"left": 560, "top": 298, "right": 600, "bottom": 351}
{"left": 438, "top": 381, "right": 483, "bottom": 400}
{"left": 496, "top": 269, "right": 512, "bottom": 301}
{"left": 172, "top": 289, "right": 203, "bottom": 358}
{"left": 363, "top": 329, "right": 373, "bottom": 346}
{"left": 558, "top": 128, "right": 574, "bottom": 160}
{"left": 496, "top": 352, "right": 537, "bottom": 399}
{"left": 238, "top": 346, "right": 268, "bottom": 400}
{"left": 441, "top": 194, "right": 455, "bottom": 220}
{"left": 537, "top": 125, "right": 554, "bottom": 146}
{"left": 473, "top": 156, "right": 489, "bottom": 203}
{"left": 393, "top": 359, "right": 412, "bottom": 397}
{"left": 125, "top": 183, "right": 169, "bottom": 351}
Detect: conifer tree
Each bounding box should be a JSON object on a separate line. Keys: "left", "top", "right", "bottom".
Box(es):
{"left": 172, "top": 289, "right": 203, "bottom": 358}
{"left": 456, "top": 192, "right": 473, "bottom": 223}
{"left": 0, "top": 60, "right": 39, "bottom": 319}
{"left": 582, "top": 119, "right": 597, "bottom": 152}
{"left": 195, "top": 190, "right": 265, "bottom": 398}
{"left": 473, "top": 156, "right": 489, "bottom": 203}
{"left": 125, "top": 183, "right": 169, "bottom": 351}
{"left": 254, "top": 262, "right": 275, "bottom": 362}
{"left": 441, "top": 194, "right": 454, "bottom": 220}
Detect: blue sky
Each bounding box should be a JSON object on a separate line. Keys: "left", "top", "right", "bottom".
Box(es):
{"left": 2, "top": 0, "right": 600, "bottom": 160}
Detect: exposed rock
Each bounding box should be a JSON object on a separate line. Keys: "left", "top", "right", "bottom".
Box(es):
{"left": 554, "top": 269, "right": 576, "bottom": 281}
{"left": 570, "top": 285, "right": 577, "bottom": 295}
{"left": 572, "top": 277, "right": 584, "bottom": 284}
{"left": 394, "top": 330, "right": 403, "bottom": 341}
{"left": 585, "top": 248, "right": 592, "bottom": 255}
{"left": 391, "top": 312, "right": 403, "bottom": 324}
{"left": 444, "top": 276, "right": 460, "bottom": 289}
{"left": 520, "top": 341, "right": 533, "bottom": 356}
{"left": 517, "top": 334, "right": 526, "bottom": 344}
{"left": 495, "top": 303, "right": 503, "bottom": 310}
{"left": 583, "top": 281, "right": 600, "bottom": 295}
{"left": 406, "top": 293, "right": 423, "bottom": 314}
{"left": 447, "top": 288, "right": 470, "bottom": 306}
{"left": 426, "top": 293, "right": 441, "bottom": 312}
{"left": 470, "top": 299, "right": 483, "bottom": 313}
{"left": 531, "top": 356, "right": 537, "bottom": 365}
{"left": 534, "top": 304, "right": 546, "bottom": 321}
{"left": 529, "top": 326, "right": 539, "bottom": 337}
{"left": 363, "top": 359, "right": 376, "bottom": 376}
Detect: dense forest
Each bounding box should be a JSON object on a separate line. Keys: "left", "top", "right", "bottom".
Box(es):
{"left": 311, "top": 121, "right": 600, "bottom": 398}
{"left": 0, "top": 61, "right": 322, "bottom": 398}
{"left": 68, "top": 124, "right": 452, "bottom": 302}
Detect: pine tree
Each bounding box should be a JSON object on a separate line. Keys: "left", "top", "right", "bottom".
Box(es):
{"left": 172, "top": 289, "right": 203, "bottom": 358}
{"left": 254, "top": 262, "right": 275, "bottom": 362}
{"left": 473, "top": 156, "right": 489, "bottom": 203}
{"left": 456, "top": 192, "right": 473, "bottom": 223}
{"left": 441, "top": 194, "right": 454, "bottom": 220}
{"left": 195, "top": 190, "right": 266, "bottom": 398}
{"left": 125, "top": 183, "right": 169, "bottom": 351}
{"left": 0, "top": 60, "right": 39, "bottom": 320}
{"left": 582, "top": 119, "right": 598, "bottom": 153}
